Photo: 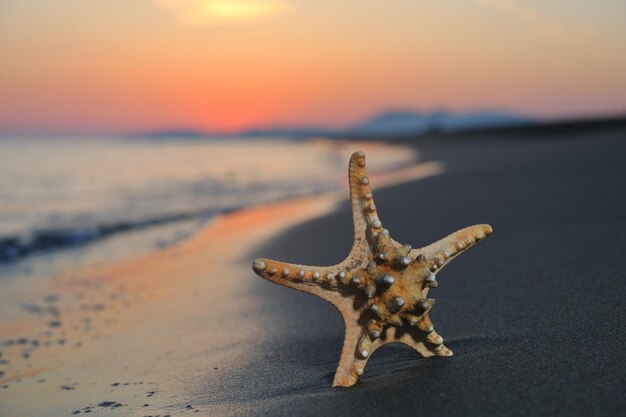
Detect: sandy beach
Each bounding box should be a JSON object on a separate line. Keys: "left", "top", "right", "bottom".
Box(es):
{"left": 1, "top": 122, "right": 626, "bottom": 416}
{"left": 3, "top": 1, "right": 626, "bottom": 415}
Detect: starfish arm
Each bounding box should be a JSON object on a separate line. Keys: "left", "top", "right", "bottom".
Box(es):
{"left": 332, "top": 318, "right": 381, "bottom": 387}
{"left": 347, "top": 151, "right": 384, "bottom": 260}
{"left": 395, "top": 325, "right": 454, "bottom": 358}
{"left": 252, "top": 258, "right": 351, "bottom": 298}
{"left": 410, "top": 224, "right": 493, "bottom": 274}
{"left": 332, "top": 324, "right": 365, "bottom": 387}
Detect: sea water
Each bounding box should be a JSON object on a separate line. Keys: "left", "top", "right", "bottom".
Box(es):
{"left": 0, "top": 136, "right": 417, "bottom": 280}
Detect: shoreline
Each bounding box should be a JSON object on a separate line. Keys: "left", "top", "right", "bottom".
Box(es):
{"left": 0, "top": 138, "right": 419, "bottom": 267}
{"left": 0, "top": 158, "right": 443, "bottom": 416}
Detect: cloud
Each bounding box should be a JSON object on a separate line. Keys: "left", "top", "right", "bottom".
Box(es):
{"left": 157, "top": 0, "right": 292, "bottom": 26}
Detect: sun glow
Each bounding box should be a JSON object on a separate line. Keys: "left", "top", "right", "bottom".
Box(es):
{"left": 157, "top": 0, "right": 291, "bottom": 25}
{"left": 1, "top": 1, "right": 625, "bottom": 134}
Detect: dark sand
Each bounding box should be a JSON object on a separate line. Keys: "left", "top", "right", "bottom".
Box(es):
{"left": 239, "top": 128, "right": 626, "bottom": 416}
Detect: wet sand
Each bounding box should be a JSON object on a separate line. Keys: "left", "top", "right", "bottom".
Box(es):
{"left": 2, "top": 125, "right": 625, "bottom": 416}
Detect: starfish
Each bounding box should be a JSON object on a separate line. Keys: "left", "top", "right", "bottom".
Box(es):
{"left": 252, "top": 151, "right": 493, "bottom": 387}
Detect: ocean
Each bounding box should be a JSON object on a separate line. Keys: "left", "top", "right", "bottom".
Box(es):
{"left": 0, "top": 136, "right": 417, "bottom": 280}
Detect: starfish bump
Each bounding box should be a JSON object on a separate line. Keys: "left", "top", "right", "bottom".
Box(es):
{"left": 252, "top": 151, "right": 493, "bottom": 387}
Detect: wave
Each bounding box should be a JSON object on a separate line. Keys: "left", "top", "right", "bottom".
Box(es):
{"left": 0, "top": 206, "right": 240, "bottom": 264}
{"left": 0, "top": 179, "right": 338, "bottom": 265}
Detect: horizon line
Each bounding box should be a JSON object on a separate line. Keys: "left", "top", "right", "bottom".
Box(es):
{"left": 1, "top": 110, "right": 625, "bottom": 137}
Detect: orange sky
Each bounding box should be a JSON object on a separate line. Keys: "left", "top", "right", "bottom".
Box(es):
{"left": 1, "top": 0, "right": 625, "bottom": 134}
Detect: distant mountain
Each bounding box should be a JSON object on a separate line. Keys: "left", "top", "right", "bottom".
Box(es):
{"left": 345, "top": 109, "right": 534, "bottom": 137}
{"left": 238, "top": 110, "right": 533, "bottom": 138}
{"left": 137, "top": 109, "right": 535, "bottom": 140}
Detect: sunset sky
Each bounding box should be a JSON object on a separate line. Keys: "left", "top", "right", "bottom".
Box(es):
{"left": 1, "top": 0, "right": 625, "bottom": 134}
